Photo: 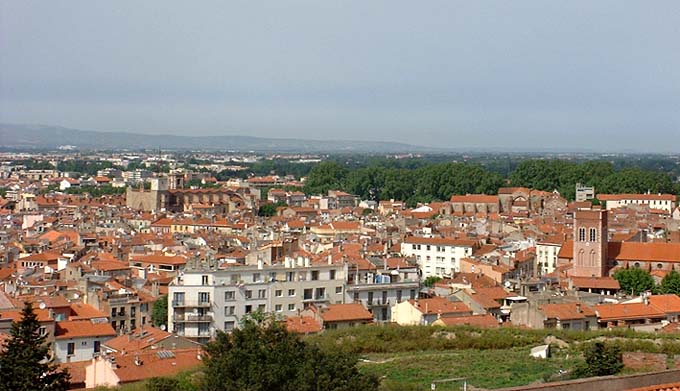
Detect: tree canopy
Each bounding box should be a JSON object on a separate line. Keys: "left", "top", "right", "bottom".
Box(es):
{"left": 202, "top": 314, "right": 379, "bottom": 391}
{"left": 152, "top": 295, "right": 168, "bottom": 329}
{"left": 659, "top": 270, "right": 680, "bottom": 295}
{"left": 0, "top": 302, "right": 70, "bottom": 391}
{"left": 574, "top": 342, "right": 623, "bottom": 378}
{"left": 612, "top": 268, "right": 655, "bottom": 295}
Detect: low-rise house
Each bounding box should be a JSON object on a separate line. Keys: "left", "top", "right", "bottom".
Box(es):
{"left": 303, "top": 303, "right": 373, "bottom": 330}
{"left": 391, "top": 297, "right": 472, "bottom": 326}
{"left": 510, "top": 302, "right": 597, "bottom": 330}
{"left": 54, "top": 319, "right": 116, "bottom": 363}
{"left": 85, "top": 348, "right": 202, "bottom": 388}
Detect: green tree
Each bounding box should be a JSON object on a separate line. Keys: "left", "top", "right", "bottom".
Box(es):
{"left": 423, "top": 276, "right": 442, "bottom": 287}
{"left": 612, "top": 268, "right": 655, "bottom": 295}
{"left": 574, "top": 342, "right": 623, "bottom": 378}
{"left": 258, "top": 203, "right": 278, "bottom": 217}
{"left": 0, "top": 302, "right": 70, "bottom": 391}
{"left": 146, "top": 377, "right": 179, "bottom": 391}
{"left": 202, "top": 314, "right": 379, "bottom": 391}
{"left": 660, "top": 270, "right": 680, "bottom": 295}
{"left": 304, "top": 161, "right": 348, "bottom": 195}
{"left": 152, "top": 295, "right": 168, "bottom": 329}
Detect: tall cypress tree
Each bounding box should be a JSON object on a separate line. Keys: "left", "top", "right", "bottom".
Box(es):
{"left": 0, "top": 302, "right": 70, "bottom": 391}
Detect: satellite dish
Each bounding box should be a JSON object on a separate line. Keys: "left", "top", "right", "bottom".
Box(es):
{"left": 160, "top": 324, "right": 166, "bottom": 331}
{"left": 38, "top": 302, "right": 46, "bottom": 310}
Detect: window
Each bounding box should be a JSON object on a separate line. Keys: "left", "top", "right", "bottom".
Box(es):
{"left": 244, "top": 290, "right": 252, "bottom": 299}
{"left": 426, "top": 245, "right": 431, "bottom": 251}
{"left": 288, "top": 304, "right": 295, "bottom": 311}
{"left": 111, "top": 307, "right": 116, "bottom": 318}
{"left": 198, "top": 292, "right": 210, "bottom": 304}
{"left": 252, "top": 273, "right": 261, "bottom": 283}
{"left": 304, "top": 288, "right": 313, "bottom": 300}
{"left": 67, "top": 342, "right": 75, "bottom": 356}
{"left": 245, "top": 305, "right": 252, "bottom": 314}
{"left": 412, "top": 244, "right": 416, "bottom": 250}
{"left": 275, "top": 289, "right": 283, "bottom": 297}
{"left": 589, "top": 228, "right": 597, "bottom": 242}
{"left": 311, "top": 270, "right": 319, "bottom": 281}
{"left": 94, "top": 340, "right": 101, "bottom": 353}
{"left": 336, "top": 286, "right": 342, "bottom": 294}
{"left": 130, "top": 306, "right": 136, "bottom": 317}
{"left": 39, "top": 326, "right": 46, "bottom": 336}
{"left": 410, "top": 289, "right": 416, "bottom": 300}
{"left": 288, "top": 289, "right": 296, "bottom": 297}
{"left": 658, "top": 263, "right": 664, "bottom": 269}
{"left": 634, "top": 262, "right": 641, "bottom": 268}
{"left": 329, "top": 270, "right": 336, "bottom": 280}
{"left": 82, "top": 341, "right": 88, "bottom": 346}
{"left": 258, "top": 289, "right": 266, "bottom": 299}
{"left": 225, "top": 291, "right": 235, "bottom": 301}
{"left": 397, "top": 290, "right": 402, "bottom": 302}
{"left": 230, "top": 274, "right": 241, "bottom": 284}
{"left": 225, "top": 306, "right": 235, "bottom": 316}
{"left": 368, "top": 292, "right": 374, "bottom": 305}
{"left": 316, "top": 287, "right": 325, "bottom": 300}
{"left": 224, "top": 321, "right": 235, "bottom": 331}
{"left": 286, "top": 272, "right": 294, "bottom": 282}
{"left": 202, "top": 275, "right": 209, "bottom": 285}
{"left": 578, "top": 227, "right": 586, "bottom": 242}
{"left": 275, "top": 304, "right": 283, "bottom": 312}
{"left": 258, "top": 304, "right": 266, "bottom": 312}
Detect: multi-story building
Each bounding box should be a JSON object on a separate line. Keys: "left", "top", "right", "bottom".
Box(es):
{"left": 345, "top": 259, "right": 420, "bottom": 322}
{"left": 536, "top": 235, "right": 564, "bottom": 276}
{"left": 168, "top": 258, "right": 347, "bottom": 343}
{"left": 400, "top": 237, "right": 477, "bottom": 278}
{"left": 596, "top": 193, "right": 677, "bottom": 214}
{"left": 575, "top": 183, "right": 595, "bottom": 202}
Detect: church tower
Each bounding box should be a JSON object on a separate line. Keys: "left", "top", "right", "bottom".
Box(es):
{"left": 571, "top": 209, "right": 608, "bottom": 277}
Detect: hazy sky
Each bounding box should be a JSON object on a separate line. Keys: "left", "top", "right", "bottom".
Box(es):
{"left": 1, "top": 1, "right": 679, "bottom": 151}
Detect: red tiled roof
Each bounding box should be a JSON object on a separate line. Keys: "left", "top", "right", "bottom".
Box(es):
{"left": 285, "top": 316, "right": 323, "bottom": 334}
{"left": 540, "top": 302, "right": 596, "bottom": 320}
{"left": 55, "top": 320, "right": 116, "bottom": 339}
{"left": 317, "top": 303, "right": 373, "bottom": 323}
{"left": 408, "top": 297, "right": 472, "bottom": 315}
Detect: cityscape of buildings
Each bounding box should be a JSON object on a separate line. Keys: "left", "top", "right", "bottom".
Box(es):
{"left": 0, "top": 150, "right": 680, "bottom": 389}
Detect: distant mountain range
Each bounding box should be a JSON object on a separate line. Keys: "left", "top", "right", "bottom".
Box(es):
{"left": 0, "top": 123, "right": 438, "bottom": 153}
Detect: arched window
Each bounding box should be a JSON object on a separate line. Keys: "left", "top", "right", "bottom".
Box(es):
{"left": 589, "top": 228, "right": 597, "bottom": 242}
{"left": 577, "top": 249, "right": 585, "bottom": 266}
{"left": 578, "top": 228, "right": 586, "bottom": 242}
{"left": 589, "top": 250, "right": 597, "bottom": 266}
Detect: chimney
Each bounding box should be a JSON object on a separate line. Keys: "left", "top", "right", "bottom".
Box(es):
{"left": 575, "top": 303, "right": 581, "bottom": 313}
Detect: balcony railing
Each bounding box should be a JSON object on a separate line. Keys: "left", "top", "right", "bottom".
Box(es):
{"left": 173, "top": 313, "right": 212, "bottom": 322}
{"left": 172, "top": 300, "right": 212, "bottom": 308}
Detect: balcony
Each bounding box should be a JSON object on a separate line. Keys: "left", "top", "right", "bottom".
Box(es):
{"left": 364, "top": 299, "right": 390, "bottom": 307}
{"left": 173, "top": 313, "right": 212, "bottom": 322}
{"left": 302, "top": 293, "right": 330, "bottom": 303}
{"left": 172, "top": 300, "right": 212, "bottom": 308}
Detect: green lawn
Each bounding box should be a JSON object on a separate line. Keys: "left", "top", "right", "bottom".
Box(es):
{"left": 359, "top": 347, "right": 582, "bottom": 390}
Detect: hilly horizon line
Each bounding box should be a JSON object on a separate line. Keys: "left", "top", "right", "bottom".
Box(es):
{"left": 0, "top": 123, "right": 675, "bottom": 154}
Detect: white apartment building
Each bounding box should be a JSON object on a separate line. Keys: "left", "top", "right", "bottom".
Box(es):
{"left": 536, "top": 239, "right": 563, "bottom": 276}
{"left": 597, "top": 193, "right": 677, "bottom": 214}
{"left": 168, "top": 257, "right": 347, "bottom": 343}
{"left": 400, "top": 237, "right": 476, "bottom": 278}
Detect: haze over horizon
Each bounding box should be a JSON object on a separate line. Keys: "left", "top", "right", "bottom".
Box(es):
{"left": 1, "top": 1, "right": 679, "bottom": 152}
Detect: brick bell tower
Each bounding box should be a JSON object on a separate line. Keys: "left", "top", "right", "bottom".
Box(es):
{"left": 571, "top": 209, "right": 608, "bottom": 278}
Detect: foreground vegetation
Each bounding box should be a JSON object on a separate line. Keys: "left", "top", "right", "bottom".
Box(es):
{"left": 95, "top": 323, "right": 680, "bottom": 390}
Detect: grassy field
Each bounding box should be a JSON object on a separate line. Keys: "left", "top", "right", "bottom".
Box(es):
{"left": 91, "top": 324, "right": 680, "bottom": 390}
{"left": 358, "top": 347, "right": 582, "bottom": 390}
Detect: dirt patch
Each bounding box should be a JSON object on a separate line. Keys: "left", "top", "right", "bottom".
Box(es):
{"left": 623, "top": 352, "right": 667, "bottom": 371}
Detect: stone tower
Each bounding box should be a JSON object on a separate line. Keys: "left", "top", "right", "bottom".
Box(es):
{"left": 571, "top": 209, "right": 608, "bottom": 277}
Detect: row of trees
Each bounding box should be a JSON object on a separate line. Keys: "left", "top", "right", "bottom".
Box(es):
{"left": 612, "top": 268, "right": 680, "bottom": 296}
{"left": 302, "top": 159, "right": 680, "bottom": 205}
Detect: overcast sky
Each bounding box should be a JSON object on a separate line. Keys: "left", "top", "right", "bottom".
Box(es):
{"left": 1, "top": 1, "right": 679, "bottom": 151}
